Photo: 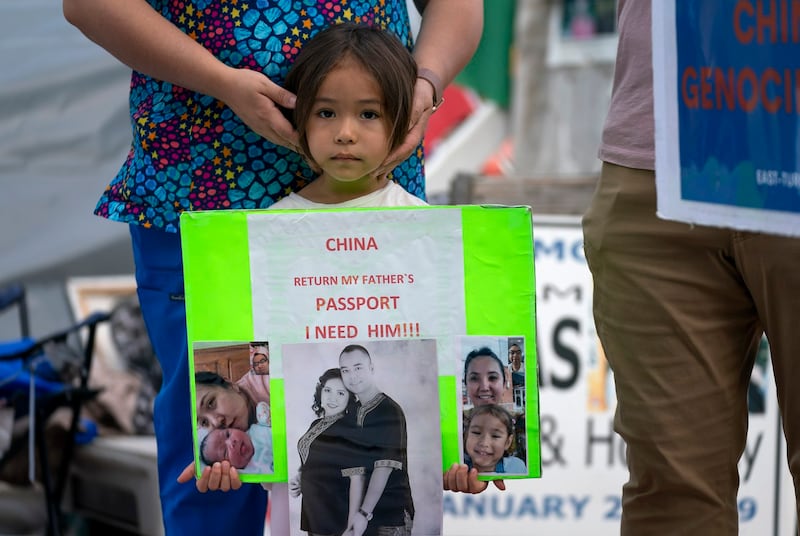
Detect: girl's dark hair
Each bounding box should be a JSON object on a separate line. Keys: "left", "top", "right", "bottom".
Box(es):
{"left": 311, "top": 368, "right": 354, "bottom": 417}
{"left": 283, "top": 23, "right": 417, "bottom": 163}
{"left": 195, "top": 371, "right": 256, "bottom": 426}
{"left": 463, "top": 347, "right": 506, "bottom": 386}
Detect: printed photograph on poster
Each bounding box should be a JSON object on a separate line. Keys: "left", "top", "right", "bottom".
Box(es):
{"left": 282, "top": 339, "right": 442, "bottom": 536}
{"left": 458, "top": 336, "right": 527, "bottom": 476}
{"left": 191, "top": 341, "right": 274, "bottom": 474}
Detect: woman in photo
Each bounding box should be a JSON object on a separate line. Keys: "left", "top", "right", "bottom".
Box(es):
{"left": 463, "top": 347, "right": 511, "bottom": 407}
{"left": 289, "top": 368, "right": 365, "bottom": 536}
{"left": 195, "top": 371, "right": 260, "bottom": 432}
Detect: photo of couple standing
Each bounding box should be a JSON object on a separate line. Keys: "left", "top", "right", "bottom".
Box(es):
{"left": 282, "top": 339, "right": 442, "bottom": 536}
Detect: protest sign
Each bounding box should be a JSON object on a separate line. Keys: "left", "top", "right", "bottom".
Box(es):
{"left": 653, "top": 0, "right": 800, "bottom": 236}
{"left": 180, "top": 205, "right": 541, "bottom": 486}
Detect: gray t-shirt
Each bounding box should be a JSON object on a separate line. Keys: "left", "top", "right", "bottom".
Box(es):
{"left": 598, "top": 0, "right": 655, "bottom": 171}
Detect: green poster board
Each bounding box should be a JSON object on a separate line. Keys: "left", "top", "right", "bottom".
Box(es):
{"left": 181, "top": 205, "right": 540, "bottom": 484}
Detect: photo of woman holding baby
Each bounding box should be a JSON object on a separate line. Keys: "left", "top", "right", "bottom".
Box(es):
{"left": 191, "top": 341, "right": 274, "bottom": 474}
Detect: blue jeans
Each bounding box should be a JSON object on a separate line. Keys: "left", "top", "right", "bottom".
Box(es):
{"left": 130, "top": 225, "right": 267, "bottom": 535}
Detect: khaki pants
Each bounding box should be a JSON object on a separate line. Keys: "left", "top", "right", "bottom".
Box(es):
{"left": 582, "top": 162, "right": 800, "bottom": 534}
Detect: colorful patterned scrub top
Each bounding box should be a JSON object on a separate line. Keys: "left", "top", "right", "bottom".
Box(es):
{"left": 95, "top": 0, "right": 425, "bottom": 233}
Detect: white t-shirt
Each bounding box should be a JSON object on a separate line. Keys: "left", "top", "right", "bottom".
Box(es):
{"left": 266, "top": 179, "right": 426, "bottom": 534}
{"left": 269, "top": 180, "right": 428, "bottom": 209}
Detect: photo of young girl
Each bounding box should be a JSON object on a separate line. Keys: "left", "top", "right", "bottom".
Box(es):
{"left": 464, "top": 404, "right": 527, "bottom": 475}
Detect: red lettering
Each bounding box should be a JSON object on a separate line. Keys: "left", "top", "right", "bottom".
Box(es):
{"left": 715, "top": 68, "right": 736, "bottom": 110}
{"left": 700, "top": 67, "right": 714, "bottom": 109}
{"left": 756, "top": 0, "right": 778, "bottom": 43}
{"left": 313, "top": 325, "right": 359, "bottom": 339}
{"left": 325, "top": 236, "right": 379, "bottom": 251}
{"left": 682, "top": 66, "right": 699, "bottom": 108}
{"left": 794, "top": 0, "right": 800, "bottom": 42}
{"left": 735, "top": 0, "right": 755, "bottom": 43}
{"left": 315, "top": 295, "right": 401, "bottom": 311}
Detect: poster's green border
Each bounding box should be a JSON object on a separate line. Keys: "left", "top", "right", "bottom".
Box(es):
{"left": 181, "top": 205, "right": 540, "bottom": 483}
{"left": 460, "top": 205, "right": 540, "bottom": 480}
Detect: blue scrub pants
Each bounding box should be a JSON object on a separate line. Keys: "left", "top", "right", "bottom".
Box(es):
{"left": 130, "top": 225, "right": 268, "bottom": 535}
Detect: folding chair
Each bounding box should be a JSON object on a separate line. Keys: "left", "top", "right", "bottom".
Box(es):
{"left": 0, "top": 283, "right": 110, "bottom": 536}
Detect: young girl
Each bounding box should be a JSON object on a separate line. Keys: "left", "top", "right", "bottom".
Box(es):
{"left": 179, "top": 22, "right": 500, "bottom": 503}
{"left": 464, "top": 404, "right": 527, "bottom": 475}
{"left": 270, "top": 23, "right": 427, "bottom": 209}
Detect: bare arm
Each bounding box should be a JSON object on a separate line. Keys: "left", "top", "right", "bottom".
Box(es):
{"left": 348, "top": 466, "right": 393, "bottom": 536}
{"left": 375, "top": 0, "right": 484, "bottom": 176}
{"left": 413, "top": 0, "right": 484, "bottom": 95}
{"left": 62, "top": 0, "right": 299, "bottom": 148}
{"left": 346, "top": 473, "right": 366, "bottom": 532}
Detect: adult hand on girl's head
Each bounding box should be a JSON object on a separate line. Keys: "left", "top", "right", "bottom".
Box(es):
{"left": 442, "top": 463, "right": 506, "bottom": 494}
{"left": 177, "top": 460, "right": 242, "bottom": 492}
{"left": 216, "top": 66, "right": 301, "bottom": 153}
{"left": 371, "top": 77, "right": 436, "bottom": 179}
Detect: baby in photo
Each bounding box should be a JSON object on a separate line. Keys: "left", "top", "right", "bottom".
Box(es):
{"left": 200, "top": 400, "right": 273, "bottom": 473}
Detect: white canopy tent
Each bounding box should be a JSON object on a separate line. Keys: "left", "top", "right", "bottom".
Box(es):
{"left": 0, "top": 1, "right": 134, "bottom": 286}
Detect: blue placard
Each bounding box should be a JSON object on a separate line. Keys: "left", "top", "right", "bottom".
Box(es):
{"left": 675, "top": 2, "right": 800, "bottom": 214}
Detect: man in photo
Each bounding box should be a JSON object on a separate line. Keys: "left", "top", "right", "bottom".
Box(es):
{"left": 339, "top": 344, "right": 414, "bottom": 536}
{"left": 507, "top": 343, "right": 523, "bottom": 374}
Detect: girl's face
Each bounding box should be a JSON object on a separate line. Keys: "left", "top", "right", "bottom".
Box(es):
{"left": 203, "top": 428, "right": 254, "bottom": 469}
{"left": 306, "top": 56, "right": 391, "bottom": 189}
{"left": 196, "top": 383, "right": 250, "bottom": 431}
{"left": 466, "top": 356, "right": 506, "bottom": 406}
{"left": 320, "top": 377, "right": 349, "bottom": 417}
{"left": 465, "top": 412, "right": 513, "bottom": 473}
